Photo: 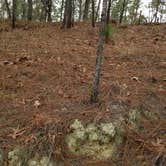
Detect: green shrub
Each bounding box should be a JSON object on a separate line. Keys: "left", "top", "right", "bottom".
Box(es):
{"left": 104, "top": 24, "right": 115, "bottom": 42}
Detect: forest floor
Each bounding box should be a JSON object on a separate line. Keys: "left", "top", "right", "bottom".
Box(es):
{"left": 0, "top": 20, "right": 166, "bottom": 165}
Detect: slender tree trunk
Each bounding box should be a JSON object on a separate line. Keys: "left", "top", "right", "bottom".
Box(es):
{"left": 106, "top": 0, "right": 112, "bottom": 24}
{"left": 133, "top": 0, "right": 140, "bottom": 24}
{"left": 159, "top": 4, "right": 163, "bottom": 23}
{"left": 83, "top": 0, "right": 90, "bottom": 20}
{"left": 40, "top": 6, "right": 46, "bottom": 21}
{"left": 4, "top": 0, "right": 11, "bottom": 19}
{"left": 154, "top": 0, "right": 160, "bottom": 23}
{"left": 41, "top": 0, "right": 47, "bottom": 22}
{"left": 138, "top": 10, "right": 142, "bottom": 24}
{"left": 95, "top": 0, "right": 101, "bottom": 22}
{"left": 124, "top": 0, "right": 129, "bottom": 23}
{"left": 27, "top": 0, "right": 33, "bottom": 20}
{"left": 12, "top": 0, "right": 16, "bottom": 29}
{"left": 60, "top": 0, "right": 64, "bottom": 22}
{"left": 47, "top": 0, "right": 52, "bottom": 22}
{"left": 72, "top": 0, "right": 75, "bottom": 26}
{"left": 62, "top": 0, "right": 73, "bottom": 29}
{"left": 119, "top": 0, "right": 126, "bottom": 24}
{"left": 90, "top": 0, "right": 107, "bottom": 103}
{"left": 91, "top": 0, "right": 95, "bottom": 27}
{"left": 79, "top": 0, "right": 82, "bottom": 21}
{"left": 22, "top": 0, "right": 26, "bottom": 20}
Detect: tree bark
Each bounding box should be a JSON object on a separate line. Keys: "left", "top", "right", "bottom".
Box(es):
{"left": 90, "top": 0, "right": 107, "bottom": 103}
{"left": 60, "top": 0, "right": 64, "bottom": 22}
{"left": 83, "top": 0, "right": 90, "bottom": 20}
{"left": 4, "top": 0, "right": 11, "bottom": 19}
{"left": 91, "top": 0, "right": 95, "bottom": 27}
{"left": 40, "top": 0, "right": 52, "bottom": 22}
{"left": 106, "top": 0, "right": 112, "bottom": 24}
{"left": 79, "top": 0, "right": 82, "bottom": 21}
{"left": 12, "top": 0, "right": 16, "bottom": 29}
{"left": 62, "top": 0, "right": 73, "bottom": 28}
{"left": 22, "top": 0, "right": 26, "bottom": 20}
{"left": 47, "top": 0, "right": 52, "bottom": 22}
{"left": 27, "top": 0, "right": 33, "bottom": 20}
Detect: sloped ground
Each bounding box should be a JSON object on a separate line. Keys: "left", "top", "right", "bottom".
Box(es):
{"left": 0, "top": 20, "right": 165, "bottom": 165}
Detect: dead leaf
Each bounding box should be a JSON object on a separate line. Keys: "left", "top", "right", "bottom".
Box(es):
{"left": 58, "top": 89, "right": 63, "bottom": 96}
{"left": 34, "top": 100, "right": 41, "bottom": 108}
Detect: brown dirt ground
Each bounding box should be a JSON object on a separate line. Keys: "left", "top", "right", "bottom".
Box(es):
{"left": 0, "top": 20, "right": 166, "bottom": 165}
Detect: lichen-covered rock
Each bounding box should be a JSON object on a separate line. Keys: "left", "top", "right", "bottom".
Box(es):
{"left": 73, "top": 129, "right": 86, "bottom": 140}
{"left": 28, "top": 156, "right": 53, "bottom": 166}
{"left": 28, "top": 160, "right": 39, "bottom": 166}
{"left": 88, "top": 131, "right": 98, "bottom": 141}
{"left": 66, "top": 109, "right": 155, "bottom": 160}
{"left": 7, "top": 148, "right": 59, "bottom": 166}
{"left": 66, "top": 119, "right": 121, "bottom": 160}
{"left": 70, "top": 119, "right": 86, "bottom": 140}
{"left": 127, "top": 109, "right": 157, "bottom": 130}
{"left": 66, "top": 134, "right": 78, "bottom": 153}
{"left": 8, "top": 147, "right": 21, "bottom": 166}
{"left": 99, "top": 134, "right": 110, "bottom": 144}
{"left": 100, "top": 122, "right": 116, "bottom": 137}
{"left": 70, "top": 119, "right": 84, "bottom": 130}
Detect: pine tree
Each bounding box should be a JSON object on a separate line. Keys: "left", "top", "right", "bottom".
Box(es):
{"left": 27, "top": 0, "right": 32, "bottom": 20}
{"left": 12, "top": 0, "right": 16, "bottom": 29}
{"left": 91, "top": 0, "right": 107, "bottom": 103}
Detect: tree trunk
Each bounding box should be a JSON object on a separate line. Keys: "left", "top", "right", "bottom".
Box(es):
{"left": 22, "top": 0, "right": 26, "bottom": 20}
{"left": 91, "top": 0, "right": 95, "bottom": 27}
{"left": 79, "top": 0, "right": 82, "bottom": 21}
{"left": 62, "top": 0, "right": 73, "bottom": 29}
{"left": 40, "top": 6, "right": 46, "bottom": 22}
{"left": 138, "top": 10, "right": 142, "bottom": 24}
{"left": 119, "top": 0, "right": 126, "bottom": 24}
{"left": 95, "top": 0, "right": 101, "bottom": 22}
{"left": 47, "top": 0, "right": 52, "bottom": 22}
{"left": 41, "top": 0, "right": 48, "bottom": 22}
{"left": 133, "top": 0, "right": 140, "bottom": 24}
{"left": 4, "top": 0, "right": 11, "bottom": 19}
{"left": 90, "top": 0, "right": 107, "bottom": 103}
{"left": 72, "top": 0, "right": 75, "bottom": 26}
{"left": 83, "top": 0, "right": 90, "bottom": 20}
{"left": 106, "top": 0, "right": 112, "bottom": 24}
{"left": 60, "top": 0, "right": 64, "bottom": 22}
{"left": 154, "top": 0, "right": 160, "bottom": 23}
{"left": 12, "top": 0, "right": 16, "bottom": 29}
{"left": 27, "top": 0, "right": 33, "bottom": 20}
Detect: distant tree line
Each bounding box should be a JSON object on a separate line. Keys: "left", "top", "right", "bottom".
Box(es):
{"left": 0, "top": 0, "right": 165, "bottom": 28}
